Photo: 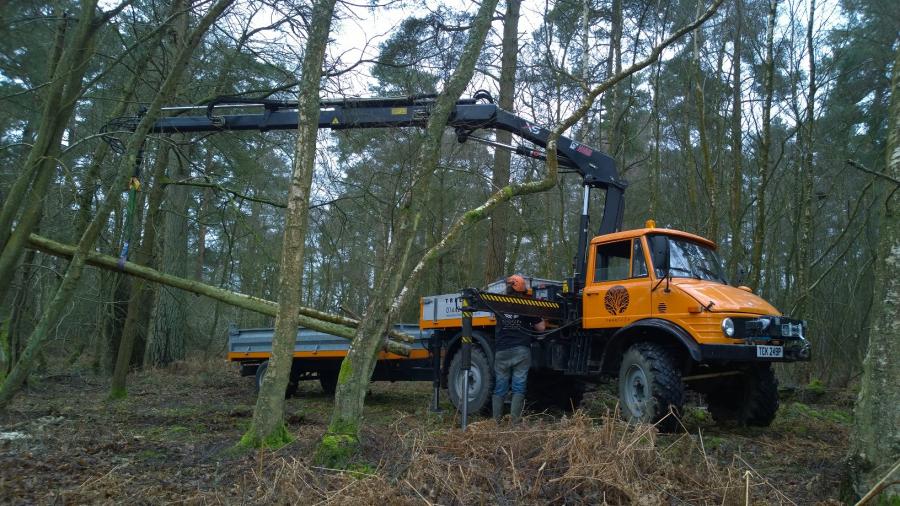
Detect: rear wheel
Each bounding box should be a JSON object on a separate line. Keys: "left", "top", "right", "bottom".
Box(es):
{"left": 617, "top": 343, "right": 684, "bottom": 431}
{"left": 254, "top": 361, "right": 297, "bottom": 399}
{"left": 448, "top": 348, "right": 493, "bottom": 414}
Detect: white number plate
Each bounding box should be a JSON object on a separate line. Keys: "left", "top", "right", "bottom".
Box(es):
{"left": 756, "top": 345, "right": 783, "bottom": 358}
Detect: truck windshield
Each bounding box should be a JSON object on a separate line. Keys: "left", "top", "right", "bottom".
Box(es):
{"left": 650, "top": 235, "right": 727, "bottom": 284}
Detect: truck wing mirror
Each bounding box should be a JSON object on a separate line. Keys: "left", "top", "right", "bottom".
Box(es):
{"left": 649, "top": 235, "right": 670, "bottom": 277}
{"left": 649, "top": 235, "right": 670, "bottom": 292}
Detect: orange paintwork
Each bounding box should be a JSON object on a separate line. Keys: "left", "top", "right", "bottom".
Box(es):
{"left": 422, "top": 226, "right": 783, "bottom": 350}
{"left": 581, "top": 229, "right": 781, "bottom": 344}
{"left": 418, "top": 315, "right": 497, "bottom": 330}
{"left": 227, "top": 349, "right": 431, "bottom": 362}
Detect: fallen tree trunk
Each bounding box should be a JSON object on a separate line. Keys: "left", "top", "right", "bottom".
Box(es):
{"left": 26, "top": 233, "right": 412, "bottom": 356}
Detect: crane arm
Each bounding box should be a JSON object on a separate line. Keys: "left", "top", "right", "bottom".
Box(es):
{"left": 145, "top": 93, "right": 627, "bottom": 284}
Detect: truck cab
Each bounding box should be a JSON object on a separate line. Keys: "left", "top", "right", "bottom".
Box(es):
{"left": 584, "top": 222, "right": 809, "bottom": 360}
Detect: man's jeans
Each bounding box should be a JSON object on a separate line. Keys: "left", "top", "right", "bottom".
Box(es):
{"left": 493, "top": 345, "right": 531, "bottom": 397}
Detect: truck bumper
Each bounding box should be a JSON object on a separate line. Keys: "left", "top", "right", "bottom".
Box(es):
{"left": 698, "top": 337, "right": 811, "bottom": 363}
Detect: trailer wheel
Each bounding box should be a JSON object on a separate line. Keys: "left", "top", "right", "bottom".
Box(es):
{"left": 254, "top": 361, "right": 296, "bottom": 399}
{"left": 618, "top": 342, "right": 683, "bottom": 431}
{"left": 448, "top": 348, "right": 493, "bottom": 415}
{"left": 707, "top": 364, "right": 779, "bottom": 427}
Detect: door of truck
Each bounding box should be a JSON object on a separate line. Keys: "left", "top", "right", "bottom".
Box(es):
{"left": 582, "top": 237, "right": 653, "bottom": 328}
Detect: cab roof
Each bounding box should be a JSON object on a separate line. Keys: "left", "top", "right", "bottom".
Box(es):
{"left": 590, "top": 227, "right": 717, "bottom": 249}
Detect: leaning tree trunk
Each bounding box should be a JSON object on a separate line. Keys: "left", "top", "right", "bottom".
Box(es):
{"left": 849, "top": 47, "right": 900, "bottom": 501}
{"left": 240, "top": 0, "right": 338, "bottom": 449}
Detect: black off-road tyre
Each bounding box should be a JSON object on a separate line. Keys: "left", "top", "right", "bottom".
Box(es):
{"left": 617, "top": 343, "right": 684, "bottom": 432}
{"left": 254, "top": 361, "right": 297, "bottom": 399}
{"left": 705, "top": 364, "right": 779, "bottom": 427}
{"left": 319, "top": 370, "right": 338, "bottom": 395}
{"left": 448, "top": 348, "right": 493, "bottom": 415}
{"left": 741, "top": 364, "right": 779, "bottom": 426}
{"left": 527, "top": 373, "right": 584, "bottom": 413}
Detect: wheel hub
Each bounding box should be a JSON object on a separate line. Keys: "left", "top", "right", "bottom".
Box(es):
{"left": 624, "top": 364, "right": 648, "bottom": 418}
{"left": 455, "top": 364, "right": 482, "bottom": 403}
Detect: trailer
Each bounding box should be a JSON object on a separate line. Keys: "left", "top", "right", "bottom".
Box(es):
{"left": 228, "top": 323, "right": 435, "bottom": 398}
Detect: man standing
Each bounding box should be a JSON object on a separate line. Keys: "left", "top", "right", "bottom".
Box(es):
{"left": 492, "top": 274, "right": 546, "bottom": 424}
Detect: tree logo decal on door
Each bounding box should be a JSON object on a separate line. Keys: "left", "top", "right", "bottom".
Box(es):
{"left": 604, "top": 285, "right": 630, "bottom": 315}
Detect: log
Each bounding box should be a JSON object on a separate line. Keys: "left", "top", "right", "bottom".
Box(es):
{"left": 26, "top": 233, "right": 412, "bottom": 356}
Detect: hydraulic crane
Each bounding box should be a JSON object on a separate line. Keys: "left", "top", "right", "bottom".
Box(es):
{"left": 136, "top": 91, "right": 627, "bottom": 290}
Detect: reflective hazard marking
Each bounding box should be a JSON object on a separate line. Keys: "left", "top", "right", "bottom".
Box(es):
{"left": 331, "top": 117, "right": 339, "bottom": 125}
{"left": 481, "top": 294, "right": 559, "bottom": 309}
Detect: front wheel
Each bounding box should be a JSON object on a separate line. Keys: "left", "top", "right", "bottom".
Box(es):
{"left": 448, "top": 348, "right": 493, "bottom": 414}
{"left": 617, "top": 343, "right": 684, "bottom": 431}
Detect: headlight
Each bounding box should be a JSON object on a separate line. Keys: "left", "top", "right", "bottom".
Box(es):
{"left": 721, "top": 318, "right": 735, "bottom": 337}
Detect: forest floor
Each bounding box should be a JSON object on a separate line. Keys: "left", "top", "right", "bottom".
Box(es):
{"left": 0, "top": 358, "right": 853, "bottom": 505}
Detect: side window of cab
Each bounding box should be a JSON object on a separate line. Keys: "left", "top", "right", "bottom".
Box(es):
{"left": 594, "top": 241, "right": 631, "bottom": 282}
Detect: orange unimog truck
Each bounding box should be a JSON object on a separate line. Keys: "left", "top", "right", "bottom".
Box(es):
{"left": 421, "top": 221, "right": 810, "bottom": 429}
{"left": 145, "top": 93, "right": 809, "bottom": 428}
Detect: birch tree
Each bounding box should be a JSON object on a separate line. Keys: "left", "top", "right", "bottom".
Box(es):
{"left": 240, "top": 0, "right": 338, "bottom": 449}
{"left": 850, "top": 46, "right": 900, "bottom": 502}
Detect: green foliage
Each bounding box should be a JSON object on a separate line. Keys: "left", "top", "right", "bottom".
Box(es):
{"left": 314, "top": 432, "right": 359, "bottom": 469}
{"left": 107, "top": 387, "right": 128, "bottom": 400}
{"left": 780, "top": 402, "right": 851, "bottom": 425}
{"left": 314, "top": 417, "right": 361, "bottom": 469}
{"left": 238, "top": 422, "right": 293, "bottom": 450}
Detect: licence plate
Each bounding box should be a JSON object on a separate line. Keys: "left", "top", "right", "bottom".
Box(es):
{"left": 756, "top": 345, "right": 783, "bottom": 358}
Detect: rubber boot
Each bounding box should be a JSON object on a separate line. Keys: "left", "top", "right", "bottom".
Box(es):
{"left": 511, "top": 393, "right": 526, "bottom": 425}
{"left": 492, "top": 395, "right": 505, "bottom": 423}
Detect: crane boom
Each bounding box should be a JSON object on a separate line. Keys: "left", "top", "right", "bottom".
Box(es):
{"left": 146, "top": 93, "right": 627, "bottom": 285}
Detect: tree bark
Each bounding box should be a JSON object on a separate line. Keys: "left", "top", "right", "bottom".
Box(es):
{"left": 241, "top": 0, "right": 338, "bottom": 449}
{"left": 145, "top": 154, "right": 190, "bottom": 366}
{"left": 750, "top": 0, "right": 778, "bottom": 291}
{"left": 692, "top": 0, "right": 717, "bottom": 242}
{"left": 850, "top": 47, "right": 900, "bottom": 501}
{"left": 726, "top": 0, "right": 744, "bottom": 281}
{"left": 483, "top": 0, "right": 521, "bottom": 284}
{"left": 795, "top": 0, "right": 816, "bottom": 317}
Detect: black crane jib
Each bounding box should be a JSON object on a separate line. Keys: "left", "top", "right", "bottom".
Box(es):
{"left": 145, "top": 93, "right": 627, "bottom": 282}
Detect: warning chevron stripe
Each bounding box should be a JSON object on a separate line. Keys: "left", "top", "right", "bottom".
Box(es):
{"left": 480, "top": 293, "right": 559, "bottom": 309}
